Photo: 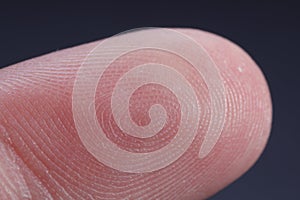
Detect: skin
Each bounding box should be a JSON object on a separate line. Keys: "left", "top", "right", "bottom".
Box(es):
{"left": 0, "top": 28, "right": 272, "bottom": 199}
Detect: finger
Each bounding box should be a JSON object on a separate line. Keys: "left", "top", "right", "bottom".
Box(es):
{"left": 0, "top": 28, "right": 272, "bottom": 199}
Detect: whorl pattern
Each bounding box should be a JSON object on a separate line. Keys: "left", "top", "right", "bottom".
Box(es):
{"left": 72, "top": 28, "right": 226, "bottom": 173}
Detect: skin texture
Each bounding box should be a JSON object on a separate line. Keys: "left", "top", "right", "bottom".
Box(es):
{"left": 0, "top": 28, "right": 272, "bottom": 199}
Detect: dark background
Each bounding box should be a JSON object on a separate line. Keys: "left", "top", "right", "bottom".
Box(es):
{"left": 0, "top": 1, "right": 299, "bottom": 199}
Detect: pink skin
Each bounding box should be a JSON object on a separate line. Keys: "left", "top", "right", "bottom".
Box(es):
{"left": 0, "top": 28, "right": 272, "bottom": 199}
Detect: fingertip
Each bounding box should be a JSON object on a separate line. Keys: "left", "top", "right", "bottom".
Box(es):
{"left": 0, "top": 27, "right": 272, "bottom": 199}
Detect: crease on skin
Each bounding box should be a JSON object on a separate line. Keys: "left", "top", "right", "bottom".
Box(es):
{"left": 7, "top": 100, "right": 84, "bottom": 199}
{"left": 0, "top": 123, "right": 53, "bottom": 199}
{"left": 0, "top": 139, "right": 31, "bottom": 199}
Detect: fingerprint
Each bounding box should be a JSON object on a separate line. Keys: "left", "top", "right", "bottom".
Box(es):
{"left": 72, "top": 28, "right": 226, "bottom": 173}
